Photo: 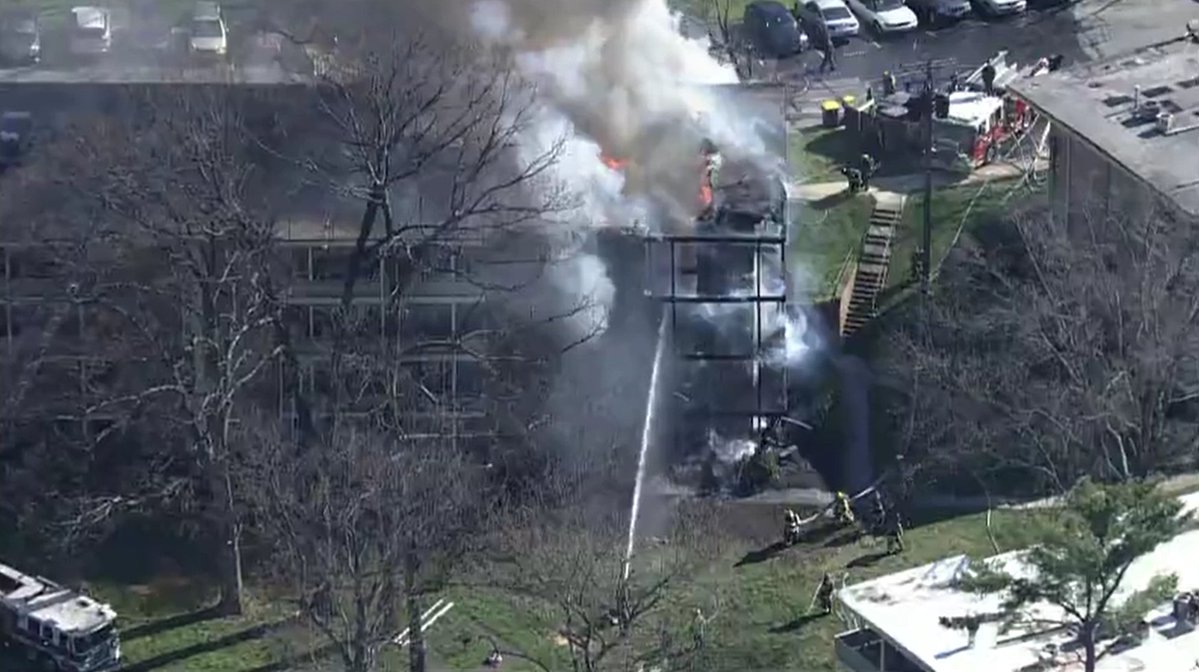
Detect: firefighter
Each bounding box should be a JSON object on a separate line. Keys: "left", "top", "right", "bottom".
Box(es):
{"left": 690, "top": 608, "right": 708, "bottom": 649}
{"left": 882, "top": 70, "right": 897, "bottom": 96}
{"left": 785, "top": 509, "right": 804, "bottom": 544}
{"left": 833, "top": 491, "right": 854, "bottom": 525}
{"left": 1048, "top": 53, "right": 1064, "bottom": 72}
{"left": 885, "top": 511, "right": 905, "bottom": 555}
{"left": 981, "top": 61, "right": 997, "bottom": 95}
{"left": 815, "top": 573, "right": 836, "bottom": 615}
{"left": 870, "top": 490, "right": 886, "bottom": 531}
{"left": 857, "top": 153, "right": 877, "bottom": 190}
{"left": 840, "top": 165, "right": 863, "bottom": 193}
{"left": 815, "top": 20, "right": 836, "bottom": 73}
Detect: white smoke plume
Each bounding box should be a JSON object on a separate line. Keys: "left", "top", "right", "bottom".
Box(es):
{"left": 407, "top": 0, "right": 813, "bottom": 362}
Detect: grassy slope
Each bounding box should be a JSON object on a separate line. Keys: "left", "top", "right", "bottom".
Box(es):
{"left": 790, "top": 193, "right": 874, "bottom": 300}
{"left": 889, "top": 177, "right": 1040, "bottom": 290}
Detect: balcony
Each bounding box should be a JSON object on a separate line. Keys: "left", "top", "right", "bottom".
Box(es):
{"left": 836, "top": 629, "right": 883, "bottom": 672}
{"left": 834, "top": 628, "right": 927, "bottom": 672}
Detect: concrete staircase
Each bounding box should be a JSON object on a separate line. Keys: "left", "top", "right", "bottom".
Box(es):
{"left": 841, "top": 194, "right": 905, "bottom": 337}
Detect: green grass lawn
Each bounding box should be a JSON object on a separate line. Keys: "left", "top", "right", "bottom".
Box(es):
{"left": 789, "top": 126, "right": 855, "bottom": 186}
{"left": 72, "top": 504, "right": 1035, "bottom": 672}
{"left": 425, "top": 504, "right": 1040, "bottom": 672}
{"left": 888, "top": 177, "right": 1041, "bottom": 291}
{"left": 85, "top": 579, "right": 302, "bottom": 672}
{"left": 790, "top": 193, "right": 874, "bottom": 300}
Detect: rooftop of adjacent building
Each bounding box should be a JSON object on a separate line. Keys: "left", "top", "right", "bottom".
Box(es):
{"left": 837, "top": 491, "right": 1199, "bottom": 672}
{"left": 1008, "top": 35, "right": 1199, "bottom": 221}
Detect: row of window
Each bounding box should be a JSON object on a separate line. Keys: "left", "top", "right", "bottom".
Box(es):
{"left": 0, "top": 301, "right": 493, "bottom": 344}
{"left": 0, "top": 244, "right": 472, "bottom": 284}
{"left": 283, "top": 244, "right": 470, "bottom": 283}
{"left": 282, "top": 302, "right": 491, "bottom": 343}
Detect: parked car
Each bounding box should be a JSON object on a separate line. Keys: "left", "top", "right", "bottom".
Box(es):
{"left": 905, "top": 0, "right": 972, "bottom": 25}
{"left": 0, "top": 12, "right": 40, "bottom": 64}
{"left": 69, "top": 6, "right": 112, "bottom": 57}
{"left": 744, "top": 1, "right": 808, "bottom": 57}
{"left": 845, "top": 0, "right": 918, "bottom": 34}
{"left": 797, "top": 0, "right": 860, "bottom": 42}
{"left": 970, "top": 0, "right": 1026, "bottom": 16}
{"left": 189, "top": 13, "right": 227, "bottom": 57}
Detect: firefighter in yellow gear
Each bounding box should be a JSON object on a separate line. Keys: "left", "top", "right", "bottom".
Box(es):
{"left": 833, "top": 491, "right": 855, "bottom": 525}
{"left": 784, "top": 508, "right": 803, "bottom": 545}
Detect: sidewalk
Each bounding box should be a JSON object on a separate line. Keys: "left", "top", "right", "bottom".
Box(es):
{"left": 789, "top": 158, "right": 1047, "bottom": 202}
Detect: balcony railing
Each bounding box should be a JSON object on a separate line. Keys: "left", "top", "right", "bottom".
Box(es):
{"left": 835, "top": 629, "right": 882, "bottom": 672}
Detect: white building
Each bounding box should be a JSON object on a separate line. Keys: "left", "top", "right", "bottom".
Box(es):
{"left": 834, "top": 492, "right": 1199, "bottom": 672}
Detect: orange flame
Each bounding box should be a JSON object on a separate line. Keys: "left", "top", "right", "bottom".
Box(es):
{"left": 698, "top": 158, "right": 715, "bottom": 212}
{"left": 602, "top": 154, "right": 628, "bottom": 171}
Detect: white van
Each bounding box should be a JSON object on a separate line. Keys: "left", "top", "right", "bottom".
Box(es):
{"left": 69, "top": 6, "right": 112, "bottom": 57}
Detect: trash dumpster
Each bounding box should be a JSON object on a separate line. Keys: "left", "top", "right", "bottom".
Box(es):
{"left": 821, "top": 99, "right": 842, "bottom": 128}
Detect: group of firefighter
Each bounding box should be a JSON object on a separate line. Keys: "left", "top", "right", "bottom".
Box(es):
{"left": 784, "top": 488, "right": 906, "bottom": 616}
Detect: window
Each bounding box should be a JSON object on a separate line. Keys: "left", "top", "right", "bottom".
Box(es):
{"left": 288, "top": 247, "right": 311, "bottom": 280}
{"left": 10, "top": 247, "right": 64, "bottom": 279}
{"left": 406, "top": 360, "right": 452, "bottom": 403}
{"left": 282, "top": 305, "right": 310, "bottom": 342}
{"left": 400, "top": 304, "right": 454, "bottom": 341}
{"left": 311, "top": 247, "right": 353, "bottom": 281}
{"left": 455, "top": 357, "right": 486, "bottom": 399}
{"left": 193, "top": 18, "right": 222, "bottom": 38}
{"left": 311, "top": 306, "right": 336, "bottom": 339}
{"left": 345, "top": 305, "right": 381, "bottom": 344}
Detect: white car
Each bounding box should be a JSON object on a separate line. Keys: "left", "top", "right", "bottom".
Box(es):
{"left": 190, "top": 15, "right": 227, "bottom": 56}
{"left": 846, "top": 0, "right": 919, "bottom": 34}
{"left": 971, "top": 0, "right": 1026, "bottom": 15}
{"left": 189, "top": 2, "right": 227, "bottom": 57}
{"left": 68, "top": 6, "right": 111, "bottom": 57}
{"left": 798, "top": 0, "right": 861, "bottom": 41}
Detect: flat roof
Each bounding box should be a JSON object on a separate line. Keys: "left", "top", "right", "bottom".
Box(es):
{"left": 1008, "top": 38, "right": 1199, "bottom": 221}
{"left": 839, "top": 492, "right": 1199, "bottom": 672}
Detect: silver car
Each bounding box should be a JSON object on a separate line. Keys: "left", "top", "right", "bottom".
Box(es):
{"left": 905, "top": 0, "right": 971, "bottom": 25}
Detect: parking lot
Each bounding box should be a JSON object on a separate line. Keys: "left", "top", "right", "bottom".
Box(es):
{"left": 779, "top": 4, "right": 1089, "bottom": 87}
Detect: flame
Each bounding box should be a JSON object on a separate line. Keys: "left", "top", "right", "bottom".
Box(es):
{"left": 698, "top": 155, "right": 715, "bottom": 212}
{"left": 602, "top": 154, "right": 628, "bottom": 171}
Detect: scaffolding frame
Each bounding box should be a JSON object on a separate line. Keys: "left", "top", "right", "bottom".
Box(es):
{"left": 644, "top": 225, "right": 790, "bottom": 453}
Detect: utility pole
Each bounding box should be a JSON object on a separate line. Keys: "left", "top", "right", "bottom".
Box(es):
{"left": 894, "top": 57, "right": 956, "bottom": 294}
{"left": 921, "top": 59, "right": 934, "bottom": 295}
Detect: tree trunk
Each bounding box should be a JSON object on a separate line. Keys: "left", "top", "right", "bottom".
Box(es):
{"left": 213, "top": 466, "right": 244, "bottom": 616}
{"left": 1082, "top": 624, "right": 1097, "bottom": 672}
{"left": 405, "top": 550, "right": 426, "bottom": 672}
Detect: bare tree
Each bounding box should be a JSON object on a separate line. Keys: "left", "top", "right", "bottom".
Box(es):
{"left": 880, "top": 204, "right": 1199, "bottom": 495}
{"left": 19, "top": 89, "right": 294, "bottom": 614}
{"left": 487, "top": 494, "right": 721, "bottom": 672}
{"left": 710, "top": 0, "right": 753, "bottom": 80}
{"left": 242, "top": 377, "right": 484, "bottom": 672}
